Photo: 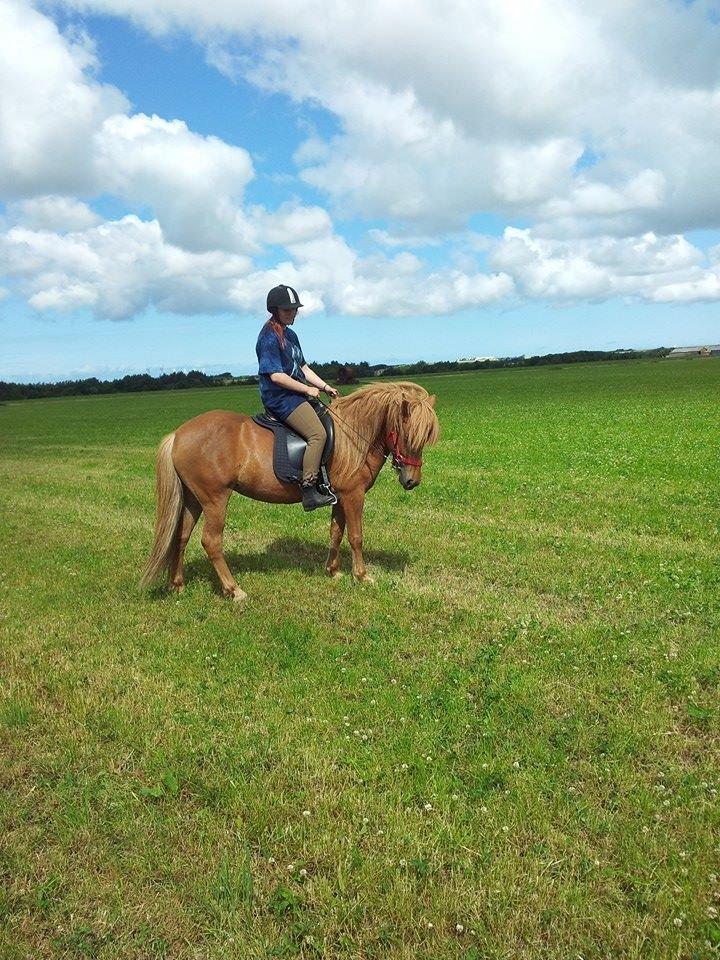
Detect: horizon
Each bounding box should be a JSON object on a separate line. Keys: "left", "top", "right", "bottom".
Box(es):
{"left": 3, "top": 341, "right": 689, "bottom": 386}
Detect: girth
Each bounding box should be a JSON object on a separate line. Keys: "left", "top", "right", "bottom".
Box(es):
{"left": 252, "top": 402, "right": 335, "bottom": 484}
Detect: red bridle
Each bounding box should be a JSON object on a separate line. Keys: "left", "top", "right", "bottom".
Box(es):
{"left": 386, "top": 430, "right": 422, "bottom": 469}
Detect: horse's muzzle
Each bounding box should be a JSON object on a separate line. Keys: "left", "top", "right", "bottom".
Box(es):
{"left": 398, "top": 469, "right": 420, "bottom": 490}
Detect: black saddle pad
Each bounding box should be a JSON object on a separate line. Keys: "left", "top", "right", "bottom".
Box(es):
{"left": 252, "top": 402, "right": 335, "bottom": 483}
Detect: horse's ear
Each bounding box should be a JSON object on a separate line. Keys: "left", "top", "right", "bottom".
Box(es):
{"left": 429, "top": 394, "right": 437, "bottom": 408}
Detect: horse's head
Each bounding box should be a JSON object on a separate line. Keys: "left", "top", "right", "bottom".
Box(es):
{"left": 384, "top": 385, "right": 439, "bottom": 490}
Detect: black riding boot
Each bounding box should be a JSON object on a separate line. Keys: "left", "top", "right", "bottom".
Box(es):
{"left": 300, "top": 475, "right": 338, "bottom": 512}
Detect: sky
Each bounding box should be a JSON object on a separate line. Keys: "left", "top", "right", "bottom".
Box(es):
{"left": 1, "top": 0, "right": 720, "bottom": 382}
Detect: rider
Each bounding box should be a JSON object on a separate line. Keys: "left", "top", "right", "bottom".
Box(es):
{"left": 256, "top": 284, "right": 340, "bottom": 511}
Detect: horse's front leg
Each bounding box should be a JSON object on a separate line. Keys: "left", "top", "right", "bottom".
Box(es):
{"left": 343, "top": 491, "right": 374, "bottom": 584}
{"left": 325, "top": 502, "right": 346, "bottom": 578}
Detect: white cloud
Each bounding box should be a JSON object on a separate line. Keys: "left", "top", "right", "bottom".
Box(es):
{"left": 490, "top": 227, "right": 718, "bottom": 303}
{"left": 0, "top": 216, "right": 253, "bottom": 319}
{"left": 8, "top": 196, "right": 100, "bottom": 231}
{"left": 650, "top": 273, "right": 720, "bottom": 304}
{"left": 250, "top": 202, "right": 333, "bottom": 246}
{"left": 0, "top": 0, "right": 126, "bottom": 197}
{"left": 0, "top": 214, "right": 514, "bottom": 319}
{"left": 0, "top": 1, "right": 259, "bottom": 253}
{"left": 93, "top": 113, "right": 256, "bottom": 252}
{"left": 55, "top": 0, "right": 720, "bottom": 236}
{"left": 230, "top": 230, "right": 514, "bottom": 317}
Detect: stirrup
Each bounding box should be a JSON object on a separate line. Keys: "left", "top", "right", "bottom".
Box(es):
{"left": 300, "top": 475, "right": 338, "bottom": 512}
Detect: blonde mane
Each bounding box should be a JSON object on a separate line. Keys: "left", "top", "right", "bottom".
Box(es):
{"left": 329, "top": 381, "right": 439, "bottom": 485}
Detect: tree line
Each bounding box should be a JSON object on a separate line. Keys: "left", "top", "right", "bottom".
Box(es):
{"left": 0, "top": 347, "right": 671, "bottom": 401}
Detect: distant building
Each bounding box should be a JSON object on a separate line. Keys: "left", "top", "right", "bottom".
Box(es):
{"left": 457, "top": 356, "right": 499, "bottom": 364}
{"left": 668, "top": 344, "right": 720, "bottom": 358}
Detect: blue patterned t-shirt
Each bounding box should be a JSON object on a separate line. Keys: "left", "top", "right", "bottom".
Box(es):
{"left": 256, "top": 322, "right": 308, "bottom": 420}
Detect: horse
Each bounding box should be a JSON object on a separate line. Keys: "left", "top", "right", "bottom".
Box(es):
{"left": 140, "top": 381, "right": 439, "bottom": 601}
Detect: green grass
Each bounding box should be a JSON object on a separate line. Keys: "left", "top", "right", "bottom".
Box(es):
{"left": 1, "top": 359, "right": 718, "bottom": 959}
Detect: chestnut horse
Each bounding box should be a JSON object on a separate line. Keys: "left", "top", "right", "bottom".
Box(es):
{"left": 141, "top": 382, "right": 439, "bottom": 600}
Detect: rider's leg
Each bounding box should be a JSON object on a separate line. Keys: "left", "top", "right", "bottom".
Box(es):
{"left": 285, "top": 402, "right": 327, "bottom": 482}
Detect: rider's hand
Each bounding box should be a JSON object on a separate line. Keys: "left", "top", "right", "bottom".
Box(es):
{"left": 323, "top": 385, "right": 340, "bottom": 399}
{"left": 305, "top": 386, "right": 320, "bottom": 399}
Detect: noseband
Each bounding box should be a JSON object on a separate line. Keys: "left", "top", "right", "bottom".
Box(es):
{"left": 386, "top": 430, "right": 422, "bottom": 469}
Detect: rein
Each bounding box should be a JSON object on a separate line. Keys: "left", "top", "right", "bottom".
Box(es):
{"left": 317, "top": 397, "right": 422, "bottom": 470}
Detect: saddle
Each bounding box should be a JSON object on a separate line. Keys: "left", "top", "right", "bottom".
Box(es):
{"left": 252, "top": 402, "right": 335, "bottom": 485}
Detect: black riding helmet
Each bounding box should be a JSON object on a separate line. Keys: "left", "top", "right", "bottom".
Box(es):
{"left": 267, "top": 284, "right": 303, "bottom": 312}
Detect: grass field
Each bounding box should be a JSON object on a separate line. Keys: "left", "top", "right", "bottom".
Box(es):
{"left": 1, "top": 358, "right": 719, "bottom": 959}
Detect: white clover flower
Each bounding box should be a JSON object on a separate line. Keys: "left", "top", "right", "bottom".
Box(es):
{"left": 401, "top": 763, "right": 409, "bottom": 770}
{"left": 673, "top": 917, "right": 683, "bottom": 927}
{"left": 424, "top": 802, "right": 433, "bottom": 811}
{"left": 456, "top": 923, "right": 464, "bottom": 933}
{"left": 302, "top": 810, "right": 311, "bottom": 818}
{"left": 287, "top": 863, "right": 295, "bottom": 872}
{"left": 268, "top": 857, "right": 276, "bottom": 865}
{"left": 363, "top": 817, "right": 369, "bottom": 824}
{"left": 391, "top": 678, "right": 397, "bottom": 684}
{"left": 399, "top": 858, "right": 407, "bottom": 867}
{"left": 299, "top": 868, "right": 308, "bottom": 878}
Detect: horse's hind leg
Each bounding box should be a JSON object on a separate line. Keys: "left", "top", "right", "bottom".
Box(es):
{"left": 169, "top": 487, "right": 202, "bottom": 592}
{"left": 200, "top": 491, "right": 247, "bottom": 603}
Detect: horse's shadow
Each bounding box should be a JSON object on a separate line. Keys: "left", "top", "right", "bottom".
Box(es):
{"left": 183, "top": 536, "right": 409, "bottom": 589}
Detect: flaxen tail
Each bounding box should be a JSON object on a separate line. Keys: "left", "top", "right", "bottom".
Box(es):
{"left": 140, "top": 433, "right": 183, "bottom": 588}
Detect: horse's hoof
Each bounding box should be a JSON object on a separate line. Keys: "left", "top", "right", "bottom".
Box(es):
{"left": 231, "top": 588, "right": 248, "bottom": 603}
{"left": 355, "top": 573, "right": 375, "bottom": 585}
{"left": 327, "top": 569, "right": 343, "bottom": 580}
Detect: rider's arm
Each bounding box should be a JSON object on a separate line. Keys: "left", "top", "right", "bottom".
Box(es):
{"left": 301, "top": 364, "right": 339, "bottom": 397}
{"left": 270, "top": 371, "right": 317, "bottom": 396}
{"left": 301, "top": 364, "right": 330, "bottom": 391}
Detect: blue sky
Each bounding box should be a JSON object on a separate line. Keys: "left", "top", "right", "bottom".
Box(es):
{"left": 1, "top": 0, "right": 719, "bottom": 382}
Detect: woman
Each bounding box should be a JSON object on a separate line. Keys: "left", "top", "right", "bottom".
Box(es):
{"left": 256, "top": 284, "right": 340, "bottom": 511}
